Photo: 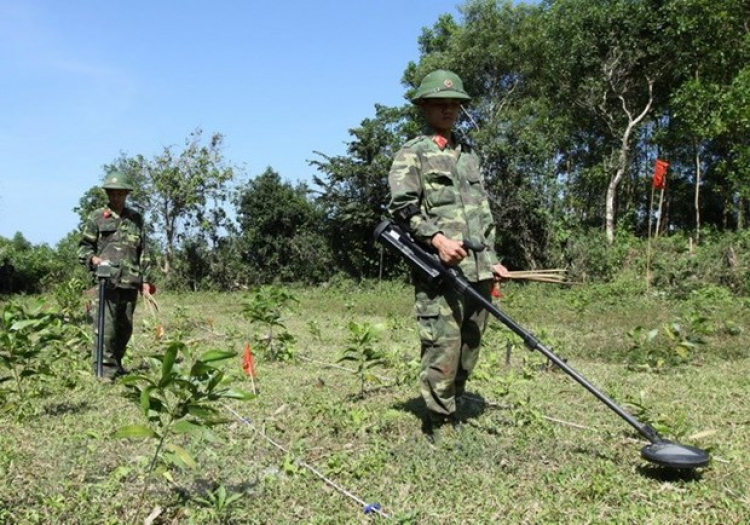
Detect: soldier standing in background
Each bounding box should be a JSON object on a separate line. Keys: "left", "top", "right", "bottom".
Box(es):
{"left": 78, "top": 172, "right": 154, "bottom": 379}
{"left": 387, "top": 69, "right": 510, "bottom": 444}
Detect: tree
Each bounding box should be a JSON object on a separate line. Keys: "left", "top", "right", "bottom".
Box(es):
{"left": 661, "top": 0, "right": 750, "bottom": 238}
{"left": 537, "top": 0, "right": 666, "bottom": 243}
{"left": 436, "top": 0, "right": 567, "bottom": 267}
{"left": 396, "top": 1, "right": 574, "bottom": 267}
{"left": 311, "top": 104, "right": 412, "bottom": 279}
{"left": 10, "top": 232, "right": 32, "bottom": 252}
{"left": 722, "top": 67, "right": 750, "bottom": 229}
{"left": 235, "top": 168, "right": 330, "bottom": 283}
{"left": 143, "top": 129, "right": 234, "bottom": 275}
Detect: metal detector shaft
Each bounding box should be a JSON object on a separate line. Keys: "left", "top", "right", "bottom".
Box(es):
{"left": 95, "top": 277, "right": 106, "bottom": 378}
{"left": 374, "top": 220, "right": 662, "bottom": 444}
{"left": 94, "top": 262, "right": 115, "bottom": 379}
{"left": 458, "top": 283, "right": 661, "bottom": 443}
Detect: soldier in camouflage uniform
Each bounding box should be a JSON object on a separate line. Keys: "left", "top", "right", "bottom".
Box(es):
{"left": 78, "top": 172, "right": 154, "bottom": 379}
{"left": 387, "top": 69, "right": 510, "bottom": 443}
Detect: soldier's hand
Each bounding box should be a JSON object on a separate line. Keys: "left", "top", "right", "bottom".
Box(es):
{"left": 431, "top": 233, "right": 467, "bottom": 266}
{"left": 91, "top": 256, "right": 104, "bottom": 267}
{"left": 492, "top": 263, "right": 511, "bottom": 282}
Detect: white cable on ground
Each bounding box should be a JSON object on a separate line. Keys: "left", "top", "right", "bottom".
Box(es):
{"left": 222, "top": 403, "right": 390, "bottom": 520}
{"left": 298, "top": 355, "right": 392, "bottom": 384}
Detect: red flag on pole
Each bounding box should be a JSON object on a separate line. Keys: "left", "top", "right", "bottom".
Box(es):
{"left": 242, "top": 342, "right": 256, "bottom": 378}
{"left": 652, "top": 159, "right": 669, "bottom": 190}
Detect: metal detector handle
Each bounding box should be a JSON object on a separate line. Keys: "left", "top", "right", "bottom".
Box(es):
{"left": 462, "top": 239, "right": 485, "bottom": 252}
{"left": 374, "top": 220, "right": 441, "bottom": 282}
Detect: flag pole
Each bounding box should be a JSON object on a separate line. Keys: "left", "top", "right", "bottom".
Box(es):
{"left": 655, "top": 187, "right": 665, "bottom": 238}
{"left": 647, "top": 184, "right": 655, "bottom": 288}
{"left": 649, "top": 158, "right": 669, "bottom": 287}
{"left": 243, "top": 342, "right": 257, "bottom": 395}
{"left": 249, "top": 371, "right": 256, "bottom": 395}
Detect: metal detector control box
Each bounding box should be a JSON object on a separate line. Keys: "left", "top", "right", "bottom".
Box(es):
{"left": 96, "top": 261, "right": 114, "bottom": 279}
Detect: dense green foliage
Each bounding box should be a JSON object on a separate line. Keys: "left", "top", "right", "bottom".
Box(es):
{"left": 1, "top": 0, "right": 747, "bottom": 293}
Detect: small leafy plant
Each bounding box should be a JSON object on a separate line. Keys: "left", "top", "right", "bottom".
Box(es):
{"left": 114, "top": 340, "right": 254, "bottom": 524}
{"left": 194, "top": 484, "right": 243, "bottom": 520}
{"left": 51, "top": 276, "right": 88, "bottom": 323}
{"left": 0, "top": 300, "right": 60, "bottom": 416}
{"left": 242, "top": 285, "right": 299, "bottom": 361}
{"left": 627, "top": 320, "right": 706, "bottom": 372}
{"left": 307, "top": 319, "right": 322, "bottom": 342}
{"left": 338, "top": 321, "right": 386, "bottom": 398}
{"left": 624, "top": 390, "right": 690, "bottom": 439}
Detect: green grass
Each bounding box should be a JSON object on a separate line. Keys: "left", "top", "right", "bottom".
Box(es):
{"left": 1, "top": 280, "right": 749, "bottom": 524}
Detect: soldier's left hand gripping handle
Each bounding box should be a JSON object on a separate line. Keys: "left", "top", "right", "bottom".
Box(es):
{"left": 376, "top": 218, "right": 476, "bottom": 296}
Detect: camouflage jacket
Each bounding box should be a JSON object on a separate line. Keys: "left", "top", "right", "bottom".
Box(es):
{"left": 387, "top": 133, "right": 498, "bottom": 282}
{"left": 77, "top": 206, "right": 153, "bottom": 288}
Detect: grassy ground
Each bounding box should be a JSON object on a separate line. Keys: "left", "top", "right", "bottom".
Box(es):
{"left": 1, "top": 279, "right": 748, "bottom": 524}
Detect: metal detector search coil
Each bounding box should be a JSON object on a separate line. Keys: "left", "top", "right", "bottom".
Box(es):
{"left": 374, "top": 219, "right": 711, "bottom": 470}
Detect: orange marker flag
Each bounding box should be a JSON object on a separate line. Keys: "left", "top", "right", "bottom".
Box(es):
{"left": 652, "top": 159, "right": 669, "bottom": 190}
{"left": 242, "top": 342, "right": 256, "bottom": 378}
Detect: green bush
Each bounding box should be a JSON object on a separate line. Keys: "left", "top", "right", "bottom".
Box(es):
{"left": 649, "top": 229, "right": 749, "bottom": 297}
{"left": 556, "top": 228, "right": 748, "bottom": 297}
{"left": 0, "top": 231, "right": 88, "bottom": 295}
{"left": 561, "top": 228, "right": 639, "bottom": 282}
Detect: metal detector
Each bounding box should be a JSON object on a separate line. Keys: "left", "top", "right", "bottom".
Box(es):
{"left": 374, "top": 219, "right": 710, "bottom": 470}
{"left": 94, "top": 261, "right": 114, "bottom": 378}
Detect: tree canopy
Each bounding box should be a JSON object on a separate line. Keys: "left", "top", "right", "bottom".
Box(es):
{"left": 34, "top": 0, "right": 748, "bottom": 292}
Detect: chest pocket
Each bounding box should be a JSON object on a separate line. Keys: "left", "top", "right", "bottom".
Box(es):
{"left": 423, "top": 170, "right": 457, "bottom": 208}
{"left": 98, "top": 219, "right": 120, "bottom": 242}
{"left": 97, "top": 218, "right": 125, "bottom": 263}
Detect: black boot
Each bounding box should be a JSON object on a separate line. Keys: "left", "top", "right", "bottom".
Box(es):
{"left": 423, "top": 411, "right": 451, "bottom": 446}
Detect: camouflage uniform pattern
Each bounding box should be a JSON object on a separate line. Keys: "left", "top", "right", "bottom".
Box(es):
{"left": 89, "top": 287, "right": 138, "bottom": 373}
{"left": 78, "top": 206, "right": 152, "bottom": 376}
{"left": 415, "top": 279, "right": 491, "bottom": 416}
{"left": 388, "top": 134, "right": 498, "bottom": 417}
{"left": 387, "top": 135, "right": 498, "bottom": 281}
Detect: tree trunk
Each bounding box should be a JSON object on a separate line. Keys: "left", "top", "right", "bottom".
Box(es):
{"left": 605, "top": 161, "right": 624, "bottom": 244}
{"left": 162, "top": 200, "right": 173, "bottom": 276}
{"left": 694, "top": 144, "right": 702, "bottom": 244}
{"left": 604, "top": 79, "right": 654, "bottom": 244}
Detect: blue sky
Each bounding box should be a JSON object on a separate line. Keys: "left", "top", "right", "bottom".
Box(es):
{"left": 0, "top": 0, "right": 464, "bottom": 246}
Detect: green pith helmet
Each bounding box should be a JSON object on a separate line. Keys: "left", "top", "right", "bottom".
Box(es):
{"left": 411, "top": 69, "right": 471, "bottom": 104}
{"left": 101, "top": 172, "right": 134, "bottom": 191}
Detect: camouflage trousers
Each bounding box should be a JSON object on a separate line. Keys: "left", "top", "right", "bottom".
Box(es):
{"left": 90, "top": 285, "right": 138, "bottom": 377}
{"left": 414, "top": 278, "right": 492, "bottom": 417}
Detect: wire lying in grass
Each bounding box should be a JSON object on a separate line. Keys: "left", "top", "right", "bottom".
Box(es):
{"left": 222, "top": 403, "right": 391, "bottom": 519}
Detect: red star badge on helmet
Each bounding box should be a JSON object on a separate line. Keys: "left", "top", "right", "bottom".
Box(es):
{"left": 444, "top": 79, "right": 454, "bottom": 88}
